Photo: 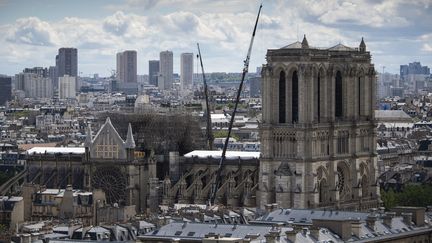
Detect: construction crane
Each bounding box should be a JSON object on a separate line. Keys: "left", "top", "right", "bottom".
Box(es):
{"left": 209, "top": 3, "right": 263, "bottom": 205}
{"left": 197, "top": 43, "right": 214, "bottom": 150}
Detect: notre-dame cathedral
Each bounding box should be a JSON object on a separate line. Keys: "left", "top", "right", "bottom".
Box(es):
{"left": 23, "top": 36, "right": 381, "bottom": 212}
{"left": 258, "top": 36, "right": 380, "bottom": 210}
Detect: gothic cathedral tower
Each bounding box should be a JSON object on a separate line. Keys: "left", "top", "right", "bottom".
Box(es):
{"left": 259, "top": 36, "right": 380, "bottom": 210}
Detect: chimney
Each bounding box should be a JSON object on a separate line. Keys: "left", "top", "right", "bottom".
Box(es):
{"left": 366, "top": 215, "right": 377, "bottom": 231}
{"left": 312, "top": 219, "right": 351, "bottom": 241}
{"left": 383, "top": 212, "right": 396, "bottom": 227}
{"left": 309, "top": 226, "right": 320, "bottom": 240}
{"left": 351, "top": 220, "right": 362, "bottom": 238}
{"left": 264, "top": 233, "right": 276, "bottom": 243}
{"left": 265, "top": 204, "right": 273, "bottom": 213}
{"left": 392, "top": 207, "right": 425, "bottom": 227}
{"left": 285, "top": 229, "right": 297, "bottom": 242}
{"left": 401, "top": 212, "right": 413, "bottom": 226}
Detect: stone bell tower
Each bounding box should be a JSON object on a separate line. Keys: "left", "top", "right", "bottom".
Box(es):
{"left": 258, "top": 36, "right": 380, "bottom": 210}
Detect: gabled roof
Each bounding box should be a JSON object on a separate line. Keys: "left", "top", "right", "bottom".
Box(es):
{"left": 91, "top": 117, "right": 125, "bottom": 146}
{"left": 281, "top": 41, "right": 302, "bottom": 49}
{"left": 328, "top": 43, "right": 354, "bottom": 51}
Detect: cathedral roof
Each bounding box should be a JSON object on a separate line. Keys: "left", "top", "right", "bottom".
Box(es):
{"left": 280, "top": 41, "right": 302, "bottom": 49}
{"left": 184, "top": 150, "right": 260, "bottom": 160}
{"left": 91, "top": 116, "right": 126, "bottom": 147}
{"left": 328, "top": 43, "right": 355, "bottom": 51}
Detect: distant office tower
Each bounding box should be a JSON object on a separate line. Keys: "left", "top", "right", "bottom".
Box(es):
{"left": 23, "top": 67, "right": 48, "bottom": 77}
{"left": 0, "top": 76, "right": 12, "bottom": 105}
{"left": 19, "top": 73, "right": 52, "bottom": 98}
{"left": 59, "top": 75, "right": 76, "bottom": 99}
{"left": 14, "top": 73, "right": 25, "bottom": 91}
{"left": 180, "top": 53, "right": 193, "bottom": 89}
{"left": 159, "top": 51, "right": 173, "bottom": 90}
{"left": 56, "top": 48, "right": 78, "bottom": 78}
{"left": 249, "top": 77, "right": 261, "bottom": 97}
{"left": 48, "top": 66, "right": 57, "bottom": 89}
{"left": 116, "top": 50, "right": 137, "bottom": 83}
{"left": 149, "top": 60, "right": 160, "bottom": 86}
{"left": 400, "top": 62, "right": 430, "bottom": 80}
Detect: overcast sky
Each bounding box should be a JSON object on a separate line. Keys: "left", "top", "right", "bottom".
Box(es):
{"left": 0, "top": 0, "right": 431, "bottom": 76}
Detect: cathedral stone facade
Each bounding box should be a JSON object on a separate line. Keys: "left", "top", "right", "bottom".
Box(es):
{"left": 258, "top": 36, "right": 380, "bottom": 210}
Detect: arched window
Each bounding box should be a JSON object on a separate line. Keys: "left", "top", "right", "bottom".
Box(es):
{"left": 335, "top": 71, "right": 343, "bottom": 118}
{"left": 292, "top": 71, "right": 299, "bottom": 123}
{"left": 358, "top": 76, "right": 361, "bottom": 116}
{"left": 319, "top": 179, "right": 328, "bottom": 203}
{"left": 279, "top": 71, "right": 286, "bottom": 123}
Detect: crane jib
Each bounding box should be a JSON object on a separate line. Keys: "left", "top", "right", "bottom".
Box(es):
{"left": 209, "top": 3, "right": 263, "bottom": 206}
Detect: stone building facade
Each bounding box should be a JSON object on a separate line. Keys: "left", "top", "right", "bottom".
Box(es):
{"left": 25, "top": 118, "right": 155, "bottom": 214}
{"left": 259, "top": 36, "right": 380, "bottom": 210}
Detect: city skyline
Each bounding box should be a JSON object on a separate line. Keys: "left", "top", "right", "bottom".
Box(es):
{"left": 0, "top": 0, "right": 431, "bottom": 76}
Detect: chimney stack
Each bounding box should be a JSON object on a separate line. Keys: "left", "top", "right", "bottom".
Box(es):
{"left": 401, "top": 212, "right": 413, "bottom": 226}
{"left": 366, "top": 215, "right": 377, "bottom": 231}
{"left": 383, "top": 212, "right": 396, "bottom": 227}
{"left": 285, "top": 229, "right": 297, "bottom": 242}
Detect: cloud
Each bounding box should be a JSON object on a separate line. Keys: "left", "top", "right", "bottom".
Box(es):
{"left": 6, "top": 17, "right": 58, "bottom": 46}
{"left": 105, "top": 0, "right": 160, "bottom": 11}
{"left": 289, "top": 0, "right": 410, "bottom": 28}
{"left": 0, "top": 1, "right": 431, "bottom": 76}
{"left": 423, "top": 44, "right": 432, "bottom": 52}
{"left": 103, "top": 11, "right": 130, "bottom": 35}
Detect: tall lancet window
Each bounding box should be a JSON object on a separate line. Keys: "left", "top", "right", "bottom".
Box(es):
{"left": 335, "top": 71, "right": 343, "bottom": 118}
{"left": 292, "top": 71, "right": 299, "bottom": 123}
{"left": 279, "top": 71, "right": 286, "bottom": 123}
{"left": 317, "top": 73, "right": 321, "bottom": 122}
{"left": 358, "top": 76, "right": 362, "bottom": 116}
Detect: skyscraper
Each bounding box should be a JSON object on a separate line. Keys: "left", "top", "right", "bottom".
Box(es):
{"left": 180, "top": 53, "right": 193, "bottom": 89}
{"left": 116, "top": 50, "right": 137, "bottom": 83}
{"left": 56, "top": 48, "right": 78, "bottom": 91}
{"left": 159, "top": 51, "right": 173, "bottom": 90}
{"left": 0, "top": 76, "right": 12, "bottom": 105}
{"left": 56, "top": 48, "right": 78, "bottom": 78}
{"left": 149, "top": 60, "right": 160, "bottom": 87}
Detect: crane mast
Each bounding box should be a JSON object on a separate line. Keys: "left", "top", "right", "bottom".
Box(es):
{"left": 197, "top": 43, "right": 214, "bottom": 150}
{"left": 209, "top": 3, "right": 263, "bottom": 205}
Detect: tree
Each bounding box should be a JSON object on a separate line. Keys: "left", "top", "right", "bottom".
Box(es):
{"left": 381, "top": 188, "right": 397, "bottom": 209}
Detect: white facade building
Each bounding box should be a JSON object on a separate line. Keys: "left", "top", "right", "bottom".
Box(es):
{"left": 58, "top": 75, "right": 76, "bottom": 99}
{"left": 20, "top": 73, "right": 52, "bottom": 99}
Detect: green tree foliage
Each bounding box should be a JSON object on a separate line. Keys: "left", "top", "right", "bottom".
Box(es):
{"left": 213, "top": 130, "right": 240, "bottom": 141}
{"left": 381, "top": 188, "right": 397, "bottom": 209}
{"left": 381, "top": 184, "right": 432, "bottom": 209}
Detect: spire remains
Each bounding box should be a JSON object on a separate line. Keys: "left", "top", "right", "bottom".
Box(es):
{"left": 302, "top": 34, "right": 309, "bottom": 49}
{"left": 125, "top": 123, "right": 136, "bottom": 149}
{"left": 359, "top": 37, "right": 366, "bottom": 53}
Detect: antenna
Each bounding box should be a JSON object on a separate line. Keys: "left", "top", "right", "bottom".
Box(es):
{"left": 209, "top": 3, "right": 263, "bottom": 205}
